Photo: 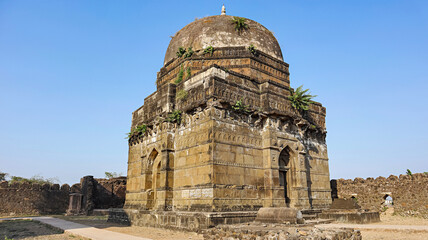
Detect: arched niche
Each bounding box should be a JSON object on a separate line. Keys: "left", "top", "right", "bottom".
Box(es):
{"left": 145, "top": 148, "right": 159, "bottom": 209}
{"left": 278, "top": 146, "right": 292, "bottom": 206}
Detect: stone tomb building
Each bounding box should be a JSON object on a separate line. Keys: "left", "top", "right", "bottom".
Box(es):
{"left": 121, "top": 12, "right": 331, "bottom": 229}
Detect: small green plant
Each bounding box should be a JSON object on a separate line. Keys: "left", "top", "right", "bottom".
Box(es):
{"left": 183, "top": 47, "right": 194, "bottom": 58}
{"left": 176, "top": 47, "right": 186, "bottom": 57}
{"left": 310, "top": 124, "right": 317, "bottom": 129}
{"left": 424, "top": 172, "right": 428, "bottom": 175}
{"left": 248, "top": 44, "right": 257, "bottom": 55}
{"left": 5, "top": 236, "right": 14, "bottom": 240}
{"left": 231, "top": 17, "right": 248, "bottom": 32}
{"left": 126, "top": 124, "right": 147, "bottom": 139}
{"left": 167, "top": 110, "right": 182, "bottom": 124}
{"left": 288, "top": 85, "right": 317, "bottom": 111}
{"left": 232, "top": 99, "right": 250, "bottom": 112}
{"left": 186, "top": 67, "right": 191, "bottom": 79}
{"left": 136, "top": 124, "right": 147, "bottom": 134}
{"left": 0, "top": 171, "right": 8, "bottom": 181}
{"left": 406, "top": 169, "right": 413, "bottom": 176}
{"left": 176, "top": 89, "right": 188, "bottom": 101}
{"left": 175, "top": 65, "right": 184, "bottom": 84}
{"left": 204, "top": 46, "right": 215, "bottom": 56}
{"left": 381, "top": 205, "right": 388, "bottom": 212}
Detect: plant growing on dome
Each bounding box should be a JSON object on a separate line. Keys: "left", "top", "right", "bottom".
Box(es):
{"left": 183, "top": 47, "right": 194, "bottom": 58}
{"left": 176, "top": 89, "right": 188, "bottom": 101}
{"left": 288, "top": 85, "right": 317, "bottom": 111}
{"left": 204, "top": 46, "right": 215, "bottom": 56}
{"left": 186, "top": 67, "right": 191, "bottom": 79}
{"left": 176, "top": 47, "right": 186, "bottom": 57}
{"left": 232, "top": 98, "right": 250, "bottom": 112}
{"left": 175, "top": 64, "right": 184, "bottom": 84}
{"left": 248, "top": 44, "right": 257, "bottom": 55}
{"left": 167, "top": 110, "right": 182, "bottom": 124}
{"left": 231, "top": 17, "right": 248, "bottom": 32}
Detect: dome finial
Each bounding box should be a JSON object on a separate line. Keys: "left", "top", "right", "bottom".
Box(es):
{"left": 221, "top": 4, "right": 226, "bottom": 15}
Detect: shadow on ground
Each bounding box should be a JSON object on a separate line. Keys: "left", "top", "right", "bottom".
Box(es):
{"left": 0, "top": 219, "right": 63, "bottom": 239}
{"left": 51, "top": 215, "right": 129, "bottom": 230}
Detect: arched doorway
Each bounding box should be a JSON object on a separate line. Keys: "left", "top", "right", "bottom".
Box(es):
{"left": 279, "top": 147, "right": 291, "bottom": 206}
{"left": 384, "top": 195, "right": 393, "bottom": 207}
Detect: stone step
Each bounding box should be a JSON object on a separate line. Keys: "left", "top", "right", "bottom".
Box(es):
{"left": 301, "top": 209, "right": 323, "bottom": 215}
{"left": 305, "top": 219, "right": 335, "bottom": 225}
{"left": 302, "top": 214, "right": 318, "bottom": 220}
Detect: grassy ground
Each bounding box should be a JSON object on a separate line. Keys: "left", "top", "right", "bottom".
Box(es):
{"left": 0, "top": 219, "right": 89, "bottom": 240}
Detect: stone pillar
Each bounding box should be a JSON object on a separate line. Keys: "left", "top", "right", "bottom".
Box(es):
{"left": 262, "top": 120, "right": 279, "bottom": 207}
{"left": 81, "top": 175, "right": 95, "bottom": 215}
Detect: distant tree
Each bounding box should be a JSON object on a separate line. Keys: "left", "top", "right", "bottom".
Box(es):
{"left": 105, "top": 172, "right": 121, "bottom": 179}
{"left": 9, "top": 174, "right": 59, "bottom": 185}
{"left": 406, "top": 169, "right": 413, "bottom": 176}
{"left": 0, "top": 171, "right": 8, "bottom": 181}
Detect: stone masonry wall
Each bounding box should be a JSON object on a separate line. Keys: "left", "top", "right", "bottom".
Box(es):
{"left": 332, "top": 173, "right": 428, "bottom": 218}
{"left": 72, "top": 176, "right": 127, "bottom": 214}
{"left": 93, "top": 177, "right": 127, "bottom": 209}
{"left": 0, "top": 181, "right": 70, "bottom": 216}
{"left": 0, "top": 176, "right": 127, "bottom": 216}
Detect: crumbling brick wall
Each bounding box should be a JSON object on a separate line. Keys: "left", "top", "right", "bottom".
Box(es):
{"left": 0, "top": 181, "right": 70, "bottom": 216}
{"left": 332, "top": 173, "right": 428, "bottom": 218}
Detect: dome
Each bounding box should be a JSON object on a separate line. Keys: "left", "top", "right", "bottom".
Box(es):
{"left": 164, "top": 15, "right": 283, "bottom": 65}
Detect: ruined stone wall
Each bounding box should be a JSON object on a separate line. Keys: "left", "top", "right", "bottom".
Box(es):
{"left": 0, "top": 181, "right": 70, "bottom": 216}
{"left": 74, "top": 176, "right": 127, "bottom": 213}
{"left": 93, "top": 177, "right": 127, "bottom": 209}
{"left": 0, "top": 176, "right": 126, "bottom": 216}
{"left": 332, "top": 173, "right": 428, "bottom": 218}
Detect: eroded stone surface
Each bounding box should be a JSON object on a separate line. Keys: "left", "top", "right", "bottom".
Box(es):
{"left": 164, "top": 15, "right": 283, "bottom": 65}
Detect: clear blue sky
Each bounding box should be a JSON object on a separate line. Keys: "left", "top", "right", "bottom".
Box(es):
{"left": 1, "top": 1, "right": 427, "bottom": 184}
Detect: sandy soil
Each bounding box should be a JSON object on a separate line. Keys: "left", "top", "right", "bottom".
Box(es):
{"left": 360, "top": 208, "right": 428, "bottom": 240}
{"left": 361, "top": 229, "right": 428, "bottom": 240}
{"left": 0, "top": 219, "right": 88, "bottom": 240}
{"left": 374, "top": 208, "right": 428, "bottom": 226}
{"left": 57, "top": 215, "right": 204, "bottom": 240}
